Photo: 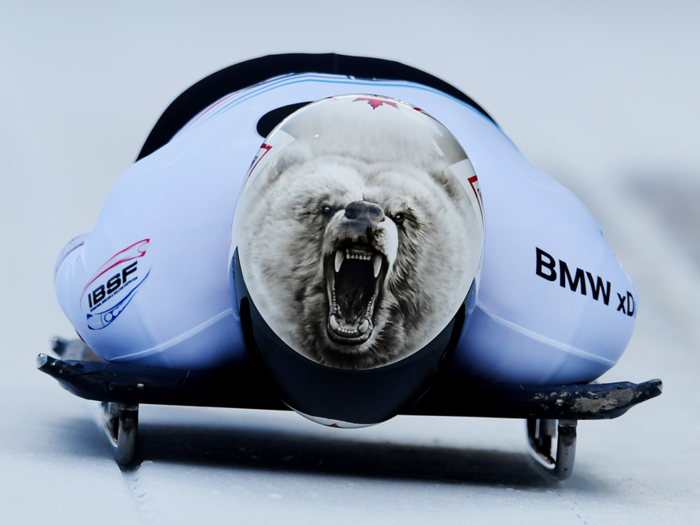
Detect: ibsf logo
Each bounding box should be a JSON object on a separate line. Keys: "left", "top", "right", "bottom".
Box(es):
{"left": 80, "top": 239, "right": 151, "bottom": 330}
{"left": 87, "top": 261, "right": 138, "bottom": 308}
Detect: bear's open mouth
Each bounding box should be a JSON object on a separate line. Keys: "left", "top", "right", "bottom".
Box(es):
{"left": 325, "top": 244, "right": 386, "bottom": 345}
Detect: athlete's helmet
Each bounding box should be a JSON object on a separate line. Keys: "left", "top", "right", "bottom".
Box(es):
{"left": 230, "top": 94, "right": 483, "bottom": 426}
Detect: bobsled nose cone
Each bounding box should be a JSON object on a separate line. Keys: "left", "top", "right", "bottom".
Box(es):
{"left": 344, "top": 201, "right": 385, "bottom": 232}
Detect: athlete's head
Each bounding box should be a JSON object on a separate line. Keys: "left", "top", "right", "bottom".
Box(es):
{"left": 230, "top": 94, "right": 483, "bottom": 425}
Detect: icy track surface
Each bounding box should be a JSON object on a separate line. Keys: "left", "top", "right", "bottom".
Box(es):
{"left": 1, "top": 2, "right": 699, "bottom": 523}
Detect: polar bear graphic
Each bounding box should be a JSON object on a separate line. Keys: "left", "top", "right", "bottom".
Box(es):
{"left": 235, "top": 96, "right": 482, "bottom": 369}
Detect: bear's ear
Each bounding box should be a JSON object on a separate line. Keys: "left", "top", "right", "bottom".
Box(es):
{"left": 428, "top": 166, "right": 464, "bottom": 202}
{"left": 266, "top": 141, "right": 314, "bottom": 183}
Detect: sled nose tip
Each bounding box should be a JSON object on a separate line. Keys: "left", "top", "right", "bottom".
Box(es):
{"left": 36, "top": 353, "right": 49, "bottom": 369}
{"left": 51, "top": 336, "right": 68, "bottom": 356}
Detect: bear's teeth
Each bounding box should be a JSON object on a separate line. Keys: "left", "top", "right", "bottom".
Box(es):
{"left": 334, "top": 251, "right": 344, "bottom": 272}
{"left": 330, "top": 315, "right": 340, "bottom": 330}
{"left": 373, "top": 255, "right": 382, "bottom": 278}
{"left": 358, "top": 319, "right": 370, "bottom": 334}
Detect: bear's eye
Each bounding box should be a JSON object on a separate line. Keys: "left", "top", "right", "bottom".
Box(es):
{"left": 393, "top": 212, "right": 405, "bottom": 224}
{"left": 320, "top": 205, "right": 334, "bottom": 217}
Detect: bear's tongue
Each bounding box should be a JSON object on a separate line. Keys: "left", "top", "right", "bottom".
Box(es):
{"left": 326, "top": 247, "right": 383, "bottom": 344}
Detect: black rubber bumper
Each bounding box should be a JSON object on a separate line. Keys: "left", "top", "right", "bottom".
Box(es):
{"left": 37, "top": 353, "right": 661, "bottom": 421}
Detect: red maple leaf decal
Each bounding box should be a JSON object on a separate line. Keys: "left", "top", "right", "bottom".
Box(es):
{"left": 354, "top": 96, "right": 398, "bottom": 110}
{"left": 413, "top": 106, "right": 438, "bottom": 121}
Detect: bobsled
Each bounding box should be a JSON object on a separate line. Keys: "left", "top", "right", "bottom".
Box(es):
{"left": 39, "top": 54, "right": 661, "bottom": 480}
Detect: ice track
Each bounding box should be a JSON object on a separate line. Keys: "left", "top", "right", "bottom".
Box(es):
{"left": 2, "top": 2, "right": 700, "bottom": 523}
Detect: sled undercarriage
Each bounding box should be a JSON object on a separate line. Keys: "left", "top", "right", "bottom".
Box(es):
{"left": 38, "top": 337, "right": 662, "bottom": 480}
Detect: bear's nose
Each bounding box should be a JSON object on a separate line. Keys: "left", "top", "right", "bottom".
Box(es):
{"left": 344, "top": 201, "right": 385, "bottom": 230}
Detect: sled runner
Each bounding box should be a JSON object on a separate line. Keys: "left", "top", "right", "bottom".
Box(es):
{"left": 38, "top": 337, "right": 661, "bottom": 479}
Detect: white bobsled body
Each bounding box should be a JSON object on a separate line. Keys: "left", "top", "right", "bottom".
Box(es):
{"left": 54, "top": 72, "right": 636, "bottom": 383}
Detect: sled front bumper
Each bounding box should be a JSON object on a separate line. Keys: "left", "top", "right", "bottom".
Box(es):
{"left": 37, "top": 353, "right": 661, "bottom": 420}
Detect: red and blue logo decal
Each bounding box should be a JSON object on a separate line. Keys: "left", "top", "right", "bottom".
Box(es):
{"left": 81, "top": 239, "right": 151, "bottom": 330}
